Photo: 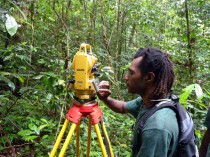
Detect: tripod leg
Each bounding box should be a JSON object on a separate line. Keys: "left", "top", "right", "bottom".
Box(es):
{"left": 86, "top": 116, "right": 92, "bottom": 157}
{"left": 76, "top": 123, "right": 80, "bottom": 157}
{"left": 94, "top": 124, "right": 108, "bottom": 157}
{"left": 59, "top": 123, "right": 77, "bottom": 157}
{"left": 101, "top": 121, "right": 114, "bottom": 157}
{"left": 50, "top": 119, "right": 69, "bottom": 157}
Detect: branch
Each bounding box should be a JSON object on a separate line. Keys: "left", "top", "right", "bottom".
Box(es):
{"left": 185, "top": 0, "right": 191, "bottom": 49}
{"left": 5, "top": 97, "right": 19, "bottom": 116}
{"left": 3, "top": 143, "right": 32, "bottom": 149}
{"left": 52, "top": 1, "right": 69, "bottom": 33}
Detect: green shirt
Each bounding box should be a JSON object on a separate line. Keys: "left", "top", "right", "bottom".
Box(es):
{"left": 204, "top": 108, "right": 210, "bottom": 157}
{"left": 126, "top": 97, "right": 179, "bottom": 157}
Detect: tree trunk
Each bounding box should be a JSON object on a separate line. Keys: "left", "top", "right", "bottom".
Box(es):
{"left": 91, "top": 0, "right": 98, "bottom": 45}
{"left": 116, "top": 10, "right": 126, "bottom": 79}
{"left": 30, "top": 0, "right": 36, "bottom": 46}
{"left": 185, "top": 0, "right": 194, "bottom": 79}
{"left": 129, "top": 23, "right": 136, "bottom": 46}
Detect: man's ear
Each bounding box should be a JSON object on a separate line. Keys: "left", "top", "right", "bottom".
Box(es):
{"left": 145, "top": 72, "right": 155, "bottom": 83}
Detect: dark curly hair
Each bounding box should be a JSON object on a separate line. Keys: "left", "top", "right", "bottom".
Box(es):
{"left": 133, "top": 47, "right": 175, "bottom": 99}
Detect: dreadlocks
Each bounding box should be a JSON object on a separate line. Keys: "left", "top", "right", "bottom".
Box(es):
{"left": 133, "top": 47, "right": 175, "bottom": 99}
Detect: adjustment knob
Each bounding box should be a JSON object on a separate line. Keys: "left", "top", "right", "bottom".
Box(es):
{"left": 69, "top": 80, "right": 75, "bottom": 84}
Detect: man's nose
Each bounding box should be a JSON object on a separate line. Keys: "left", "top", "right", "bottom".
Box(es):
{"left": 124, "top": 73, "right": 128, "bottom": 81}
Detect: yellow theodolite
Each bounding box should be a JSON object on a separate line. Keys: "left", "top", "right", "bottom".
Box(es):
{"left": 69, "top": 43, "right": 99, "bottom": 102}
{"left": 50, "top": 44, "right": 114, "bottom": 157}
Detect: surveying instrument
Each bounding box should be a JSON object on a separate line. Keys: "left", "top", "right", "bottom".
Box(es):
{"left": 50, "top": 44, "right": 114, "bottom": 157}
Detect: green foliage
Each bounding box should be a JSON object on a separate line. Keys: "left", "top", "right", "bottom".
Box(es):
{"left": 0, "top": 0, "right": 209, "bottom": 156}
{"left": 179, "top": 83, "right": 204, "bottom": 107}
{"left": 18, "top": 118, "right": 54, "bottom": 142}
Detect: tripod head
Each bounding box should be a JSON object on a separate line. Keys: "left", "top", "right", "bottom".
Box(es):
{"left": 68, "top": 43, "right": 99, "bottom": 104}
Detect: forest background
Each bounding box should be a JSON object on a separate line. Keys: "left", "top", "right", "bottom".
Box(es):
{"left": 0, "top": 0, "right": 209, "bottom": 156}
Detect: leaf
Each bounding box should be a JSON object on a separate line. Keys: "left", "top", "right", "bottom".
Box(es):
{"left": 8, "top": 82, "right": 15, "bottom": 91}
{"left": 25, "top": 135, "right": 38, "bottom": 142}
{"left": 204, "top": 88, "right": 210, "bottom": 96}
{"left": 42, "top": 135, "right": 49, "bottom": 139}
{"left": 5, "top": 14, "right": 20, "bottom": 36}
{"left": 101, "top": 66, "right": 114, "bottom": 73}
{"left": 0, "top": 76, "right": 15, "bottom": 91}
{"left": 120, "top": 144, "right": 128, "bottom": 148}
{"left": 101, "top": 66, "right": 112, "bottom": 70}
{"left": 28, "top": 124, "right": 40, "bottom": 135}
{"left": 18, "top": 130, "right": 34, "bottom": 136}
{"left": 3, "top": 55, "right": 13, "bottom": 61}
{"left": 16, "top": 54, "right": 31, "bottom": 62}
{"left": 41, "top": 118, "right": 49, "bottom": 124}
{"left": 28, "top": 123, "right": 38, "bottom": 131}
{"left": 18, "top": 76, "right": 24, "bottom": 83}
{"left": 56, "top": 79, "right": 65, "bottom": 86}
{"left": 179, "top": 84, "right": 195, "bottom": 104}
{"left": 122, "top": 63, "right": 131, "bottom": 70}
{"left": 46, "top": 93, "right": 53, "bottom": 103}
{"left": 33, "top": 75, "right": 44, "bottom": 79}
{"left": 38, "top": 124, "right": 51, "bottom": 130}
{"left": 37, "top": 59, "right": 46, "bottom": 64}
{"left": 0, "top": 95, "right": 9, "bottom": 101}
{"left": 19, "top": 87, "right": 33, "bottom": 93}
{"left": 194, "top": 84, "right": 204, "bottom": 101}
{"left": 0, "top": 145, "right": 4, "bottom": 151}
{"left": 48, "top": 17, "right": 55, "bottom": 22}
{"left": 0, "top": 72, "right": 24, "bottom": 83}
{"left": 40, "top": 72, "right": 58, "bottom": 77}
{"left": 43, "top": 76, "right": 53, "bottom": 89}
{"left": 0, "top": 71, "right": 11, "bottom": 76}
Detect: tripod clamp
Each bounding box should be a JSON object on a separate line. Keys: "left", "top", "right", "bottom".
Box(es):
{"left": 66, "top": 100, "right": 102, "bottom": 125}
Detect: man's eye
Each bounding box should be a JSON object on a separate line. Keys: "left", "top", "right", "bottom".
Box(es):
{"left": 128, "top": 70, "right": 134, "bottom": 75}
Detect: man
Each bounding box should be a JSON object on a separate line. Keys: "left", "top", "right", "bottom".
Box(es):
{"left": 200, "top": 108, "right": 210, "bottom": 157}
{"left": 97, "top": 48, "right": 179, "bottom": 157}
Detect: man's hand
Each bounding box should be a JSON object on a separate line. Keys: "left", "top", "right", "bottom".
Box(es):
{"left": 96, "top": 80, "right": 127, "bottom": 113}
{"left": 97, "top": 81, "right": 111, "bottom": 101}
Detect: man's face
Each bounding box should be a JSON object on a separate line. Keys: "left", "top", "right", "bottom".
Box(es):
{"left": 124, "top": 57, "right": 146, "bottom": 95}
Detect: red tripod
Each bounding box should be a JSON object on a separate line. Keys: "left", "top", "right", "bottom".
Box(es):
{"left": 50, "top": 100, "right": 114, "bottom": 157}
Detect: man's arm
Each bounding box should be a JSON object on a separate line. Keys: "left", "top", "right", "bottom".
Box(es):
{"left": 102, "top": 96, "right": 128, "bottom": 114}
{"left": 96, "top": 81, "right": 128, "bottom": 114}
{"left": 200, "top": 129, "right": 210, "bottom": 157}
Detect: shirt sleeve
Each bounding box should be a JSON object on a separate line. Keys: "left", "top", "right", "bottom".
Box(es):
{"left": 204, "top": 108, "right": 210, "bottom": 129}
{"left": 126, "top": 97, "right": 142, "bottom": 118}
{"left": 137, "top": 128, "right": 172, "bottom": 157}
